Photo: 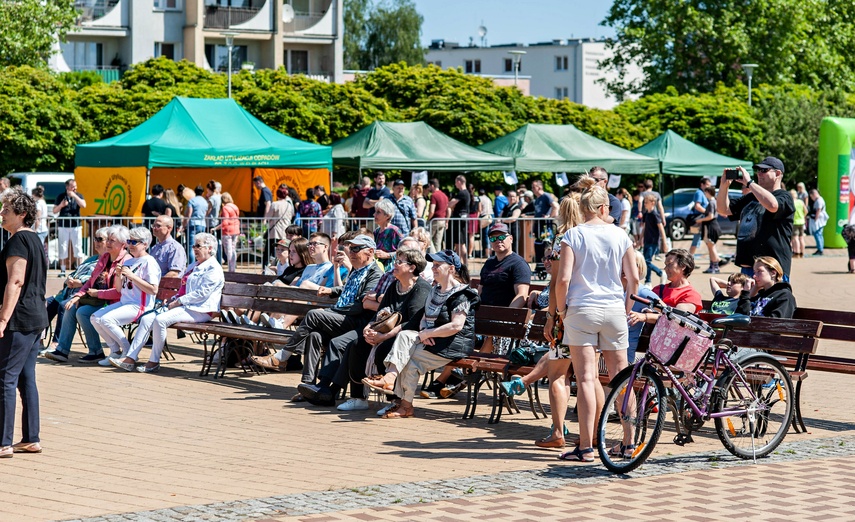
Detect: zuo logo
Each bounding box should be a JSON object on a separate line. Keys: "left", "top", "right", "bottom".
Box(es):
{"left": 95, "top": 174, "right": 131, "bottom": 215}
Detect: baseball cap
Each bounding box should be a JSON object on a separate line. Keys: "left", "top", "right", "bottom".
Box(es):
{"left": 754, "top": 156, "right": 785, "bottom": 174}
{"left": 426, "top": 249, "right": 462, "bottom": 272}
{"left": 392, "top": 179, "right": 406, "bottom": 186}
{"left": 487, "top": 222, "right": 510, "bottom": 235}
{"left": 344, "top": 234, "right": 376, "bottom": 249}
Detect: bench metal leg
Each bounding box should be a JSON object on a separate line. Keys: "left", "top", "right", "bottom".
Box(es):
{"left": 201, "top": 336, "right": 221, "bottom": 377}
{"left": 793, "top": 380, "right": 807, "bottom": 434}
{"left": 461, "top": 371, "right": 476, "bottom": 420}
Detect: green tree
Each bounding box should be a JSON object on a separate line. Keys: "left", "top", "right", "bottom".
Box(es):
{"left": 0, "top": 0, "right": 78, "bottom": 68}
{"left": 0, "top": 66, "right": 96, "bottom": 174}
{"left": 601, "top": 0, "right": 855, "bottom": 99}
{"left": 343, "top": 0, "right": 370, "bottom": 70}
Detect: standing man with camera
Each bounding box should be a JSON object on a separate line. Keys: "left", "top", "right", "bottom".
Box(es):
{"left": 53, "top": 179, "right": 86, "bottom": 277}
{"left": 717, "top": 157, "right": 794, "bottom": 279}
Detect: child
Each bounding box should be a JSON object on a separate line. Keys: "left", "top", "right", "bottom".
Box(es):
{"left": 641, "top": 194, "right": 667, "bottom": 285}
{"left": 708, "top": 273, "right": 749, "bottom": 315}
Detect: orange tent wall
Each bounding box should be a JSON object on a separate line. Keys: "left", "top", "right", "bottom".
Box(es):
{"left": 252, "top": 168, "right": 331, "bottom": 213}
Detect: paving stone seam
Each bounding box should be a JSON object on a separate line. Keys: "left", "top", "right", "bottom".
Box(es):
{"left": 61, "top": 434, "right": 855, "bottom": 522}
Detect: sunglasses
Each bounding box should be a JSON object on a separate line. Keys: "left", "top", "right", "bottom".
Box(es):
{"left": 126, "top": 239, "right": 143, "bottom": 246}
{"left": 753, "top": 168, "right": 774, "bottom": 174}
{"left": 348, "top": 245, "right": 369, "bottom": 254}
{"left": 192, "top": 244, "right": 205, "bottom": 249}
{"left": 307, "top": 241, "right": 328, "bottom": 247}
{"left": 488, "top": 234, "right": 509, "bottom": 243}
{"left": 94, "top": 237, "right": 106, "bottom": 243}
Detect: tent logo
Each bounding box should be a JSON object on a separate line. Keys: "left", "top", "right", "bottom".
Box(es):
{"left": 95, "top": 174, "right": 132, "bottom": 215}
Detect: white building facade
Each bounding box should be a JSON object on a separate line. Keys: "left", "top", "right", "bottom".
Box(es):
{"left": 54, "top": 0, "right": 343, "bottom": 83}
{"left": 425, "top": 39, "right": 637, "bottom": 110}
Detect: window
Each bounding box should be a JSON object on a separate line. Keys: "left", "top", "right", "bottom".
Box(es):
{"left": 290, "top": 50, "right": 309, "bottom": 74}
{"left": 504, "top": 58, "right": 513, "bottom": 72}
{"left": 154, "top": 0, "right": 179, "bottom": 9}
{"left": 555, "top": 87, "right": 569, "bottom": 99}
{"left": 205, "top": 44, "right": 248, "bottom": 71}
{"left": 555, "top": 55, "right": 568, "bottom": 71}
{"left": 155, "top": 43, "right": 177, "bottom": 61}
{"left": 428, "top": 60, "right": 441, "bottom": 67}
{"left": 464, "top": 59, "right": 481, "bottom": 74}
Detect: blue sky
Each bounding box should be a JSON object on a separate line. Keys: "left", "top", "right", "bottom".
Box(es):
{"left": 412, "top": 0, "right": 616, "bottom": 47}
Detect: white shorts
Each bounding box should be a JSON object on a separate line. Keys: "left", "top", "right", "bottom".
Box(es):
{"left": 562, "top": 305, "right": 628, "bottom": 351}
{"left": 58, "top": 226, "right": 82, "bottom": 259}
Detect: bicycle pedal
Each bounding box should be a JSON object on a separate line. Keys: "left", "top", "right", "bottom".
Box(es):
{"left": 673, "top": 433, "right": 694, "bottom": 446}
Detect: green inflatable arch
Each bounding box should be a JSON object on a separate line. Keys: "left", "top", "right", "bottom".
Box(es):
{"left": 818, "top": 117, "right": 855, "bottom": 249}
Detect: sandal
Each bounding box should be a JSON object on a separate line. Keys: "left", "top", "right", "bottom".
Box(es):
{"left": 534, "top": 436, "right": 565, "bottom": 449}
{"left": 558, "top": 446, "right": 595, "bottom": 462}
{"left": 11, "top": 442, "right": 42, "bottom": 454}
{"left": 382, "top": 406, "right": 414, "bottom": 419}
{"left": 607, "top": 444, "right": 636, "bottom": 459}
{"left": 362, "top": 376, "right": 396, "bottom": 395}
{"left": 500, "top": 376, "right": 525, "bottom": 397}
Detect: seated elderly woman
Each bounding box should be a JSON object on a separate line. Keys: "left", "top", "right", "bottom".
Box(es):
{"left": 91, "top": 226, "right": 161, "bottom": 366}
{"left": 112, "top": 233, "right": 224, "bottom": 373}
{"left": 370, "top": 250, "right": 480, "bottom": 419}
{"left": 44, "top": 225, "right": 131, "bottom": 364}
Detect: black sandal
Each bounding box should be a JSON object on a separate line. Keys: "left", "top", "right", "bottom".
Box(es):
{"left": 558, "top": 446, "right": 595, "bottom": 462}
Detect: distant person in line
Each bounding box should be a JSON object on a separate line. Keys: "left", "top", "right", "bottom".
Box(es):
{"left": 807, "top": 188, "right": 828, "bottom": 256}
{"left": 790, "top": 189, "right": 807, "bottom": 259}
{"left": 688, "top": 177, "right": 713, "bottom": 257}
{"left": 52, "top": 179, "right": 86, "bottom": 277}
{"left": 426, "top": 178, "right": 449, "bottom": 252}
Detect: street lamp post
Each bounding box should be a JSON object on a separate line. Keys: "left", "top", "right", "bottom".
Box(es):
{"left": 222, "top": 32, "right": 238, "bottom": 99}
{"left": 742, "top": 63, "right": 758, "bottom": 106}
{"left": 508, "top": 50, "right": 526, "bottom": 87}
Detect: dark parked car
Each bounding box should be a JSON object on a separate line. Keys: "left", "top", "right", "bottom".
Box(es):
{"left": 661, "top": 188, "right": 743, "bottom": 240}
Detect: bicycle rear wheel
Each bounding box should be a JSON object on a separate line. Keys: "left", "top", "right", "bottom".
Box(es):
{"left": 597, "top": 364, "right": 666, "bottom": 473}
{"left": 713, "top": 353, "right": 794, "bottom": 459}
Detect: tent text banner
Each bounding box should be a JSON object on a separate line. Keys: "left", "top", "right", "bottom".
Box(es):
{"left": 74, "top": 167, "right": 147, "bottom": 217}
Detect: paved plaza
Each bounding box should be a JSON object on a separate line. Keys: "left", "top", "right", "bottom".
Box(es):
{"left": 2, "top": 246, "right": 854, "bottom": 521}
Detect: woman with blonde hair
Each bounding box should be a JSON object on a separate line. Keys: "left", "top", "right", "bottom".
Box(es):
{"left": 216, "top": 192, "right": 241, "bottom": 272}
{"left": 544, "top": 176, "right": 638, "bottom": 462}
{"left": 736, "top": 256, "right": 796, "bottom": 318}
{"left": 410, "top": 184, "right": 428, "bottom": 228}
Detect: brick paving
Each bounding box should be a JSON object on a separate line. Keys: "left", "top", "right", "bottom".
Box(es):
{"left": 0, "top": 245, "right": 853, "bottom": 521}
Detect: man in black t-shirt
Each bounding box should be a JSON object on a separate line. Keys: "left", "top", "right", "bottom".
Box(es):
{"left": 446, "top": 175, "right": 471, "bottom": 264}
{"left": 52, "top": 179, "right": 86, "bottom": 277}
{"left": 141, "top": 184, "right": 168, "bottom": 223}
{"left": 718, "top": 156, "right": 794, "bottom": 278}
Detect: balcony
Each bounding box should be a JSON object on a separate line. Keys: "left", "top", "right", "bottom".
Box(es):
{"left": 204, "top": 6, "right": 261, "bottom": 28}
{"left": 71, "top": 66, "right": 122, "bottom": 83}
{"left": 283, "top": 4, "right": 336, "bottom": 37}
{"left": 75, "top": 0, "right": 120, "bottom": 24}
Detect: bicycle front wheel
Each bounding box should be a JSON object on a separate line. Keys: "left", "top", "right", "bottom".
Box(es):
{"left": 597, "top": 364, "right": 667, "bottom": 474}
{"left": 713, "top": 353, "right": 794, "bottom": 459}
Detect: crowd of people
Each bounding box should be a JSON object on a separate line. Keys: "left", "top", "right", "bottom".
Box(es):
{"left": 1, "top": 155, "right": 853, "bottom": 462}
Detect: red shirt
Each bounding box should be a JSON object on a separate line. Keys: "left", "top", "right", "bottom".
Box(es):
{"left": 430, "top": 189, "right": 448, "bottom": 219}
{"left": 653, "top": 283, "right": 703, "bottom": 313}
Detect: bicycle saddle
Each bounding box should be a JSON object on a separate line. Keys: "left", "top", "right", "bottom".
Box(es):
{"left": 711, "top": 314, "right": 751, "bottom": 327}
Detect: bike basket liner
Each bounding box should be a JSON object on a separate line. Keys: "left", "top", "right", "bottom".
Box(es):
{"left": 649, "top": 312, "right": 715, "bottom": 372}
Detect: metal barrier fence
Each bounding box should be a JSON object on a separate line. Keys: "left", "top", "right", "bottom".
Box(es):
{"left": 7, "top": 215, "right": 557, "bottom": 273}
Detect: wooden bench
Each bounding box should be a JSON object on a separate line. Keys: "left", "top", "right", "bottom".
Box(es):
{"left": 792, "top": 308, "right": 855, "bottom": 375}
{"left": 170, "top": 282, "right": 335, "bottom": 378}
{"left": 695, "top": 312, "right": 823, "bottom": 433}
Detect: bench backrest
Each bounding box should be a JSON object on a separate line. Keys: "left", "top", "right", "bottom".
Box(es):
{"left": 220, "top": 281, "right": 335, "bottom": 315}
{"left": 157, "top": 276, "right": 182, "bottom": 302}
{"left": 224, "top": 272, "right": 279, "bottom": 285}
{"left": 473, "top": 305, "right": 548, "bottom": 342}
{"left": 469, "top": 277, "right": 547, "bottom": 292}
{"left": 697, "top": 313, "right": 822, "bottom": 356}
{"left": 792, "top": 307, "right": 855, "bottom": 344}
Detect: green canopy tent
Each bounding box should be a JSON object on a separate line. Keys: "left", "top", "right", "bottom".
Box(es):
{"left": 331, "top": 121, "right": 515, "bottom": 171}
{"left": 74, "top": 97, "right": 332, "bottom": 215}
{"left": 76, "top": 97, "right": 331, "bottom": 170}
{"left": 633, "top": 130, "right": 752, "bottom": 177}
{"left": 476, "top": 123, "right": 659, "bottom": 173}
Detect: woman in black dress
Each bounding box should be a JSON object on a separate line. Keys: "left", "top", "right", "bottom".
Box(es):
{"left": 0, "top": 188, "right": 48, "bottom": 458}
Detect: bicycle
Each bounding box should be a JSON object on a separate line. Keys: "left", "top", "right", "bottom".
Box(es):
{"left": 597, "top": 294, "right": 794, "bottom": 473}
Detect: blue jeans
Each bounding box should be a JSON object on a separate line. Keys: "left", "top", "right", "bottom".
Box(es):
{"left": 56, "top": 303, "right": 103, "bottom": 356}
{"left": 0, "top": 330, "right": 41, "bottom": 446}
{"left": 813, "top": 226, "right": 825, "bottom": 253}
{"left": 187, "top": 224, "right": 205, "bottom": 263}
{"left": 691, "top": 232, "right": 703, "bottom": 248}
{"left": 45, "top": 296, "right": 67, "bottom": 343}
{"left": 643, "top": 244, "right": 662, "bottom": 283}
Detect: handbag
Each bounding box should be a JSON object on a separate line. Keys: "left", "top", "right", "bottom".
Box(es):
{"left": 508, "top": 342, "right": 548, "bottom": 366}
{"left": 368, "top": 310, "right": 402, "bottom": 334}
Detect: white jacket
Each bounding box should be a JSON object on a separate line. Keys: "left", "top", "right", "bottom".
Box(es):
{"left": 177, "top": 257, "right": 225, "bottom": 313}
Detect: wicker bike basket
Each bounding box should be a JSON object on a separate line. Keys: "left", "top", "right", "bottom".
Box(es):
{"left": 648, "top": 310, "right": 716, "bottom": 372}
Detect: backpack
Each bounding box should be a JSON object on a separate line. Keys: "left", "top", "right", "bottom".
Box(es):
{"left": 298, "top": 200, "right": 320, "bottom": 218}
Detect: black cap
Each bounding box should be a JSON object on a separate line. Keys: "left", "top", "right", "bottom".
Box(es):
{"left": 754, "top": 156, "right": 785, "bottom": 174}
{"left": 392, "top": 179, "right": 406, "bottom": 186}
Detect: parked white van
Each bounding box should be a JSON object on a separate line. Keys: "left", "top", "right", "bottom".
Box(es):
{"left": 7, "top": 172, "right": 75, "bottom": 215}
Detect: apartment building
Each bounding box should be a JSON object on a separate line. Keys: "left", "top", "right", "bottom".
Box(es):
{"left": 53, "top": 0, "right": 344, "bottom": 83}
{"left": 425, "top": 39, "right": 639, "bottom": 109}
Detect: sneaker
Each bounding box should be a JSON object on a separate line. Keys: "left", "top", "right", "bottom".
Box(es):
{"left": 811, "top": 250, "right": 824, "bottom": 256}
{"left": 219, "top": 310, "right": 234, "bottom": 324}
{"left": 225, "top": 310, "right": 240, "bottom": 324}
{"left": 109, "top": 357, "right": 135, "bottom": 372}
{"left": 79, "top": 353, "right": 105, "bottom": 364}
{"left": 440, "top": 380, "right": 467, "bottom": 399}
{"left": 297, "top": 382, "right": 321, "bottom": 401}
{"left": 703, "top": 266, "right": 720, "bottom": 274}
{"left": 43, "top": 350, "right": 69, "bottom": 363}
{"left": 419, "top": 380, "right": 444, "bottom": 399}
{"left": 377, "top": 403, "right": 396, "bottom": 416}
{"left": 57, "top": 271, "right": 66, "bottom": 278}
{"left": 500, "top": 376, "right": 525, "bottom": 397}
{"left": 337, "top": 398, "right": 370, "bottom": 411}
{"left": 98, "top": 354, "right": 120, "bottom": 367}
{"left": 718, "top": 257, "right": 731, "bottom": 267}
{"left": 259, "top": 313, "right": 273, "bottom": 328}
{"left": 240, "top": 314, "right": 257, "bottom": 326}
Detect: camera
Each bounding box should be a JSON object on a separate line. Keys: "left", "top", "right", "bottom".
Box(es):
{"left": 724, "top": 168, "right": 742, "bottom": 180}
